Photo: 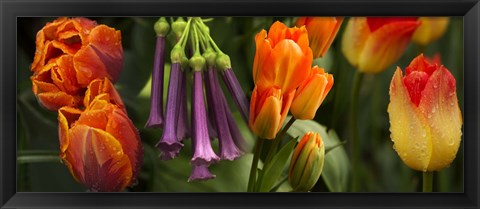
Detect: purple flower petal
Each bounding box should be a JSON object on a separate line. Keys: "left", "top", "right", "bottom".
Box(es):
{"left": 145, "top": 36, "right": 166, "bottom": 128}
{"left": 222, "top": 68, "right": 249, "bottom": 123}
{"left": 156, "top": 62, "right": 183, "bottom": 160}
{"left": 220, "top": 91, "right": 248, "bottom": 152}
{"left": 207, "top": 68, "right": 243, "bottom": 161}
{"left": 191, "top": 71, "right": 220, "bottom": 166}
{"left": 188, "top": 164, "right": 216, "bottom": 182}
{"left": 176, "top": 70, "right": 190, "bottom": 140}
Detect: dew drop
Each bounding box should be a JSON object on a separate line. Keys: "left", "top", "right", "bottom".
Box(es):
{"left": 427, "top": 114, "right": 432, "bottom": 119}
{"left": 433, "top": 84, "right": 438, "bottom": 89}
{"left": 431, "top": 107, "right": 436, "bottom": 113}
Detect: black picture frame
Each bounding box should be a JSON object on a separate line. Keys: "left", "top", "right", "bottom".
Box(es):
{"left": 1, "top": 0, "right": 479, "bottom": 208}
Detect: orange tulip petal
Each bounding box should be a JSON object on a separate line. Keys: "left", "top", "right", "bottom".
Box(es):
{"left": 253, "top": 30, "right": 271, "bottom": 83}
{"left": 388, "top": 68, "right": 432, "bottom": 171}
{"left": 36, "top": 92, "right": 81, "bottom": 111}
{"left": 252, "top": 94, "right": 281, "bottom": 140}
{"left": 412, "top": 17, "right": 450, "bottom": 46}
{"left": 418, "top": 67, "right": 462, "bottom": 171}
{"left": 358, "top": 20, "right": 419, "bottom": 73}
{"left": 291, "top": 71, "right": 329, "bottom": 120}
{"left": 84, "top": 78, "right": 125, "bottom": 110}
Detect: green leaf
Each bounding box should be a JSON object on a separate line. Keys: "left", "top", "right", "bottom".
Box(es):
{"left": 287, "top": 117, "right": 351, "bottom": 192}
{"left": 257, "top": 138, "right": 296, "bottom": 192}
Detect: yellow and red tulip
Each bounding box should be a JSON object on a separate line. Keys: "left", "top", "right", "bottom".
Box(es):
{"left": 296, "top": 17, "right": 343, "bottom": 58}
{"left": 58, "top": 79, "right": 142, "bottom": 192}
{"left": 387, "top": 54, "right": 462, "bottom": 172}
{"left": 341, "top": 17, "right": 420, "bottom": 73}
{"left": 290, "top": 66, "right": 334, "bottom": 120}
{"left": 31, "top": 17, "right": 123, "bottom": 111}
{"left": 288, "top": 132, "right": 325, "bottom": 192}
{"left": 412, "top": 17, "right": 450, "bottom": 46}
{"left": 253, "top": 21, "right": 313, "bottom": 94}
{"left": 249, "top": 86, "right": 295, "bottom": 140}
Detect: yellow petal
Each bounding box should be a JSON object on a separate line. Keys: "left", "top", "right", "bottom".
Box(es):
{"left": 341, "top": 17, "right": 371, "bottom": 69}
{"left": 412, "top": 17, "right": 450, "bottom": 46}
{"left": 418, "top": 67, "right": 462, "bottom": 171}
{"left": 388, "top": 68, "right": 432, "bottom": 171}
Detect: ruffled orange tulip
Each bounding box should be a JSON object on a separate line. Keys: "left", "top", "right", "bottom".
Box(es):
{"left": 341, "top": 17, "right": 420, "bottom": 73}
{"left": 253, "top": 21, "right": 313, "bottom": 93}
{"left": 31, "top": 17, "right": 123, "bottom": 111}
{"left": 290, "top": 66, "right": 334, "bottom": 120}
{"left": 412, "top": 17, "right": 450, "bottom": 46}
{"left": 296, "top": 17, "right": 343, "bottom": 58}
{"left": 58, "top": 79, "right": 142, "bottom": 192}
{"left": 249, "top": 86, "right": 295, "bottom": 139}
{"left": 387, "top": 54, "right": 462, "bottom": 172}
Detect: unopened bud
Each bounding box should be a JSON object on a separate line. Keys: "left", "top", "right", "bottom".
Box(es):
{"left": 154, "top": 17, "right": 170, "bottom": 37}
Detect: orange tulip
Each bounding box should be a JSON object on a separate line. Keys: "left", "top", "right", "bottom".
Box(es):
{"left": 31, "top": 17, "right": 123, "bottom": 111}
{"left": 253, "top": 21, "right": 313, "bottom": 94}
{"left": 290, "top": 66, "right": 334, "bottom": 120}
{"left": 341, "top": 17, "right": 420, "bottom": 73}
{"left": 412, "top": 17, "right": 450, "bottom": 46}
{"left": 296, "top": 17, "right": 343, "bottom": 58}
{"left": 387, "top": 54, "right": 462, "bottom": 171}
{"left": 249, "top": 86, "right": 295, "bottom": 139}
{"left": 58, "top": 79, "right": 142, "bottom": 192}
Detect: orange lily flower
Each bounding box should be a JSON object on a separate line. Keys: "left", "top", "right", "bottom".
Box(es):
{"left": 253, "top": 21, "right": 313, "bottom": 94}
{"left": 290, "top": 66, "right": 334, "bottom": 120}
{"left": 341, "top": 17, "right": 420, "bottom": 73}
{"left": 249, "top": 86, "right": 295, "bottom": 139}
{"left": 58, "top": 79, "right": 142, "bottom": 192}
{"left": 296, "top": 17, "right": 343, "bottom": 58}
{"left": 412, "top": 17, "right": 450, "bottom": 46}
{"left": 388, "top": 54, "right": 462, "bottom": 172}
{"left": 31, "top": 17, "right": 123, "bottom": 111}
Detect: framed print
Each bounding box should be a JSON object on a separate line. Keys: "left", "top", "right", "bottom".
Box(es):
{"left": 1, "top": 0, "right": 479, "bottom": 208}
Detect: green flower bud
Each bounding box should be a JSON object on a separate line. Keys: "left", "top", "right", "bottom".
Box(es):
{"left": 172, "top": 17, "right": 187, "bottom": 39}
{"left": 189, "top": 54, "right": 206, "bottom": 71}
{"left": 180, "top": 56, "right": 189, "bottom": 70}
{"left": 171, "top": 45, "right": 185, "bottom": 63}
{"left": 154, "top": 17, "right": 170, "bottom": 37}
{"left": 216, "top": 53, "right": 231, "bottom": 71}
{"left": 203, "top": 48, "right": 217, "bottom": 68}
{"left": 288, "top": 132, "right": 325, "bottom": 192}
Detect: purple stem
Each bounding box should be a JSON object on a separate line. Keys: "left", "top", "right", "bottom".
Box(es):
{"left": 191, "top": 71, "right": 220, "bottom": 167}
{"left": 222, "top": 68, "right": 249, "bottom": 123}
{"left": 145, "top": 36, "right": 166, "bottom": 128}
{"left": 156, "top": 62, "right": 183, "bottom": 160}
{"left": 207, "top": 68, "right": 243, "bottom": 161}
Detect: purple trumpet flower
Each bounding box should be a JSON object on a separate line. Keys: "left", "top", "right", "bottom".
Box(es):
{"left": 145, "top": 36, "right": 166, "bottom": 128}
{"left": 206, "top": 68, "right": 243, "bottom": 161}
{"left": 219, "top": 87, "right": 248, "bottom": 152}
{"left": 203, "top": 69, "right": 218, "bottom": 139}
{"left": 221, "top": 68, "right": 250, "bottom": 123}
{"left": 156, "top": 62, "right": 184, "bottom": 160}
{"left": 191, "top": 70, "right": 220, "bottom": 167}
{"left": 176, "top": 70, "right": 190, "bottom": 140}
{"left": 188, "top": 164, "right": 216, "bottom": 182}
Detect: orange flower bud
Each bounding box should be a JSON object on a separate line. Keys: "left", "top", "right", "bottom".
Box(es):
{"left": 58, "top": 81, "right": 142, "bottom": 192}
{"left": 296, "top": 17, "right": 343, "bottom": 58}
{"left": 387, "top": 54, "right": 462, "bottom": 172}
{"left": 341, "top": 17, "right": 420, "bottom": 73}
{"left": 249, "top": 86, "right": 295, "bottom": 139}
{"left": 31, "top": 17, "right": 123, "bottom": 111}
{"left": 288, "top": 132, "right": 325, "bottom": 191}
{"left": 290, "top": 66, "right": 334, "bottom": 120}
{"left": 253, "top": 21, "right": 313, "bottom": 94}
{"left": 412, "top": 17, "right": 450, "bottom": 46}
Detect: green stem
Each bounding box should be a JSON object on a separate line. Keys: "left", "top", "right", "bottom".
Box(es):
{"left": 269, "top": 176, "right": 288, "bottom": 192}
{"left": 350, "top": 70, "right": 364, "bottom": 192}
{"left": 423, "top": 171, "right": 434, "bottom": 192}
{"left": 264, "top": 117, "right": 296, "bottom": 165}
{"left": 248, "top": 138, "right": 265, "bottom": 192}
{"left": 17, "top": 155, "right": 60, "bottom": 164}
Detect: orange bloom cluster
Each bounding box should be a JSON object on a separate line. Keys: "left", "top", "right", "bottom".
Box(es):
{"left": 31, "top": 17, "right": 123, "bottom": 111}
{"left": 30, "top": 17, "right": 142, "bottom": 192}
{"left": 250, "top": 21, "right": 334, "bottom": 139}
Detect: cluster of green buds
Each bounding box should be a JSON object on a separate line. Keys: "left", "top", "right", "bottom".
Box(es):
{"left": 145, "top": 17, "right": 250, "bottom": 181}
